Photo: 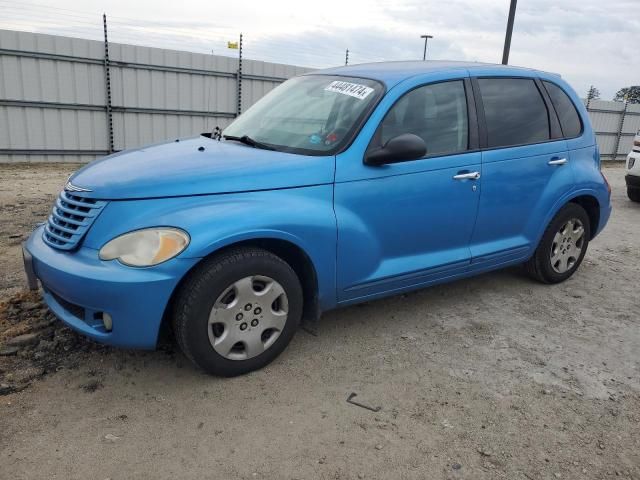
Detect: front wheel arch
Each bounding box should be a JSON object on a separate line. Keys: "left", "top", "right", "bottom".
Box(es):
{"left": 158, "top": 237, "right": 320, "bottom": 344}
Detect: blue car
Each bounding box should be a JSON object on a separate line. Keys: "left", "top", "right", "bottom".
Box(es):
{"left": 23, "top": 61, "right": 612, "bottom": 376}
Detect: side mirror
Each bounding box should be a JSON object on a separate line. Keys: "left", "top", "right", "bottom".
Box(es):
{"left": 364, "top": 133, "right": 427, "bottom": 166}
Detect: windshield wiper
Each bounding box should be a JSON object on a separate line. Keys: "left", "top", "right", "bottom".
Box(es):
{"left": 223, "top": 134, "right": 276, "bottom": 151}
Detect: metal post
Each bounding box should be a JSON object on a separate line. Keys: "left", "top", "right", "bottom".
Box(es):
{"left": 613, "top": 100, "right": 628, "bottom": 161}
{"left": 345, "top": 49, "right": 349, "bottom": 66}
{"left": 421, "top": 35, "right": 433, "bottom": 61}
{"left": 501, "top": 0, "right": 517, "bottom": 65}
{"left": 236, "top": 33, "right": 243, "bottom": 117}
{"left": 102, "top": 14, "right": 114, "bottom": 154}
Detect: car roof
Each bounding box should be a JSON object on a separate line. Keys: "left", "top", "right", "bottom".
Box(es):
{"left": 312, "top": 60, "right": 552, "bottom": 88}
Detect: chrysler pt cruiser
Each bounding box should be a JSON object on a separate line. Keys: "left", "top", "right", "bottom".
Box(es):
{"left": 23, "top": 61, "right": 612, "bottom": 376}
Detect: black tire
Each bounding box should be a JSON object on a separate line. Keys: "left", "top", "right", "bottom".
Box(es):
{"left": 172, "top": 247, "right": 303, "bottom": 377}
{"left": 628, "top": 187, "right": 640, "bottom": 203}
{"left": 525, "top": 203, "right": 591, "bottom": 284}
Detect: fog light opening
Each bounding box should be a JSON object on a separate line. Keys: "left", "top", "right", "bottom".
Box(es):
{"left": 102, "top": 312, "right": 113, "bottom": 332}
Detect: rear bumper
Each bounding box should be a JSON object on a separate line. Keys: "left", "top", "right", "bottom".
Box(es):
{"left": 24, "top": 226, "right": 199, "bottom": 349}
{"left": 596, "top": 199, "right": 612, "bottom": 238}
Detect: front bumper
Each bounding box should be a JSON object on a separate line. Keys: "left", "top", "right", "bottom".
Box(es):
{"left": 24, "top": 226, "right": 200, "bottom": 349}
{"left": 22, "top": 243, "right": 38, "bottom": 290}
{"left": 626, "top": 150, "right": 639, "bottom": 173}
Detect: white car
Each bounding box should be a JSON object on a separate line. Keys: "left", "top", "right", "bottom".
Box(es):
{"left": 626, "top": 130, "right": 640, "bottom": 202}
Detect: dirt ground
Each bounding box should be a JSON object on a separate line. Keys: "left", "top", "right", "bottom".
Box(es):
{"left": 0, "top": 162, "right": 638, "bottom": 480}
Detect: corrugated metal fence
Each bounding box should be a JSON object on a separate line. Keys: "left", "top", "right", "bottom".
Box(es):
{"left": 0, "top": 29, "right": 309, "bottom": 163}
{"left": 1, "top": 29, "right": 638, "bottom": 163}
{"left": 584, "top": 98, "right": 640, "bottom": 161}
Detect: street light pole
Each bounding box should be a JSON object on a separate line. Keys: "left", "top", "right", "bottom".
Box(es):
{"left": 421, "top": 34, "right": 433, "bottom": 61}
{"left": 501, "top": 0, "right": 517, "bottom": 65}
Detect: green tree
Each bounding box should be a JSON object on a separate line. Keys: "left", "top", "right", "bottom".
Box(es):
{"left": 614, "top": 86, "right": 640, "bottom": 104}
{"left": 586, "top": 85, "right": 600, "bottom": 101}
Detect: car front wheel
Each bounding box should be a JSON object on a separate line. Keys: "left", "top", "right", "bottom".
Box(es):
{"left": 172, "top": 247, "right": 303, "bottom": 376}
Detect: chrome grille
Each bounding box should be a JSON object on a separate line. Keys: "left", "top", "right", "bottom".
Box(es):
{"left": 43, "top": 190, "right": 107, "bottom": 250}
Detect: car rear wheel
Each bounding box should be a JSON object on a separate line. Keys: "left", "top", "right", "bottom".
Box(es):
{"left": 628, "top": 187, "right": 640, "bottom": 202}
{"left": 172, "top": 247, "right": 303, "bottom": 376}
{"left": 525, "top": 203, "right": 591, "bottom": 284}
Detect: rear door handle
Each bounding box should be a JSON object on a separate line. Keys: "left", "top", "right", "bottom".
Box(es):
{"left": 548, "top": 158, "right": 567, "bottom": 166}
{"left": 453, "top": 171, "right": 481, "bottom": 180}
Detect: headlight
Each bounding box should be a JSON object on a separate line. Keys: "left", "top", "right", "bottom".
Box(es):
{"left": 99, "top": 228, "right": 190, "bottom": 267}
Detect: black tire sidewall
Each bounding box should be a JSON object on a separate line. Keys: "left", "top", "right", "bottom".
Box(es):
{"left": 178, "top": 251, "right": 303, "bottom": 376}
{"left": 536, "top": 203, "right": 591, "bottom": 283}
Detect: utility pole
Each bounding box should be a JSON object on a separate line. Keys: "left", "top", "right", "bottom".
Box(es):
{"left": 345, "top": 49, "right": 349, "bottom": 66}
{"left": 420, "top": 35, "right": 433, "bottom": 61}
{"left": 501, "top": 0, "right": 517, "bottom": 65}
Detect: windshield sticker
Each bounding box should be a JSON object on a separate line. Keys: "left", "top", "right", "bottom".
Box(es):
{"left": 309, "top": 133, "right": 322, "bottom": 145}
{"left": 324, "top": 81, "right": 374, "bottom": 100}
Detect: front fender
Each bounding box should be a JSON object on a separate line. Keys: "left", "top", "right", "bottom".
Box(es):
{"left": 83, "top": 185, "right": 338, "bottom": 309}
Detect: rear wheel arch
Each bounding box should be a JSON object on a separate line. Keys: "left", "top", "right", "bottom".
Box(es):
{"left": 526, "top": 202, "right": 591, "bottom": 283}
{"left": 568, "top": 194, "right": 600, "bottom": 240}
{"left": 532, "top": 193, "right": 601, "bottom": 256}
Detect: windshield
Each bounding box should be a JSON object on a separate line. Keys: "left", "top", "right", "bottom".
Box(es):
{"left": 223, "top": 75, "right": 383, "bottom": 155}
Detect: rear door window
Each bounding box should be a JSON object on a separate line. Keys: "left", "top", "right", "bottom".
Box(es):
{"left": 542, "top": 81, "right": 582, "bottom": 138}
{"left": 478, "top": 78, "right": 550, "bottom": 148}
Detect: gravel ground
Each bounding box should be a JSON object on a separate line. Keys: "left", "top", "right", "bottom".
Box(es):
{"left": 0, "top": 162, "right": 638, "bottom": 480}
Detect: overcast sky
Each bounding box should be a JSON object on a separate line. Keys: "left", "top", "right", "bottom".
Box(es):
{"left": 1, "top": 0, "right": 636, "bottom": 98}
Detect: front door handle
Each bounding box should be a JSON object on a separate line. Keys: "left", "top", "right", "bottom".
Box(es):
{"left": 548, "top": 158, "right": 567, "bottom": 166}
{"left": 453, "top": 171, "right": 481, "bottom": 180}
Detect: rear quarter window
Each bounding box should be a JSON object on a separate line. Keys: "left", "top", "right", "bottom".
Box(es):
{"left": 542, "top": 81, "right": 583, "bottom": 138}
{"left": 478, "top": 78, "right": 550, "bottom": 148}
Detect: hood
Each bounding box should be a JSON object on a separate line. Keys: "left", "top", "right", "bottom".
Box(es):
{"left": 70, "top": 136, "right": 335, "bottom": 200}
